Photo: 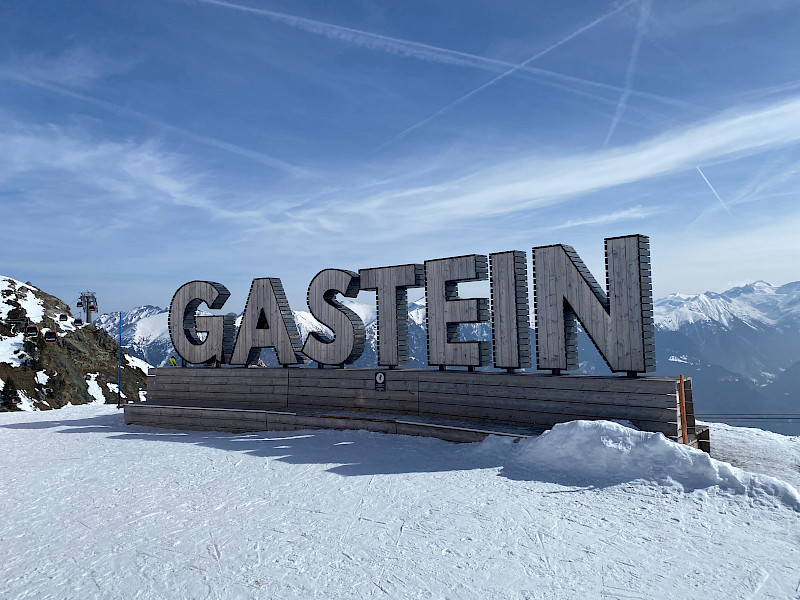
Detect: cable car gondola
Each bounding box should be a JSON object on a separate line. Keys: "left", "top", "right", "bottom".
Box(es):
{"left": 59, "top": 314, "right": 68, "bottom": 322}
{"left": 24, "top": 325, "right": 39, "bottom": 338}
{"left": 74, "top": 318, "right": 84, "bottom": 326}
{"left": 88, "top": 304, "right": 97, "bottom": 311}
{"left": 43, "top": 331, "right": 58, "bottom": 343}
{"left": 77, "top": 301, "right": 83, "bottom": 308}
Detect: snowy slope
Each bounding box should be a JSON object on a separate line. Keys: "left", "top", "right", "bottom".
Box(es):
{"left": 0, "top": 405, "right": 798, "bottom": 600}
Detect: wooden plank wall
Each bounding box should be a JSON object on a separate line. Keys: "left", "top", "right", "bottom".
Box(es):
{"left": 124, "top": 404, "right": 522, "bottom": 443}
{"left": 145, "top": 368, "right": 686, "bottom": 439}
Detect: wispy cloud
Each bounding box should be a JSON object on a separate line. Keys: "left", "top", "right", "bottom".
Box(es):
{"left": 0, "top": 70, "right": 319, "bottom": 179}
{"left": 192, "top": 0, "right": 694, "bottom": 112}
{"left": 731, "top": 153, "right": 800, "bottom": 206}
{"left": 0, "top": 117, "right": 264, "bottom": 224}
{"left": 733, "top": 78, "right": 800, "bottom": 102}
{"left": 0, "top": 47, "right": 134, "bottom": 89}
{"left": 604, "top": 0, "right": 651, "bottom": 145}
{"left": 550, "top": 205, "right": 659, "bottom": 229}
{"left": 385, "top": 0, "right": 636, "bottom": 144}
{"left": 274, "top": 94, "right": 800, "bottom": 238}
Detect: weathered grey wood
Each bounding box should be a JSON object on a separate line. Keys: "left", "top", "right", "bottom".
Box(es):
{"left": 302, "top": 269, "right": 366, "bottom": 366}
{"left": 417, "top": 394, "right": 675, "bottom": 422}
{"left": 417, "top": 402, "right": 679, "bottom": 437}
{"left": 359, "top": 263, "right": 425, "bottom": 366}
{"left": 489, "top": 251, "right": 531, "bottom": 369}
{"left": 149, "top": 367, "right": 680, "bottom": 393}
{"left": 141, "top": 367, "right": 697, "bottom": 446}
{"left": 229, "top": 278, "right": 304, "bottom": 366}
{"left": 289, "top": 398, "right": 416, "bottom": 414}
{"left": 413, "top": 370, "right": 679, "bottom": 394}
{"left": 416, "top": 382, "right": 677, "bottom": 408}
{"left": 533, "top": 235, "right": 654, "bottom": 373}
{"left": 168, "top": 281, "right": 232, "bottom": 365}
{"left": 425, "top": 255, "right": 490, "bottom": 367}
{"left": 124, "top": 404, "right": 268, "bottom": 432}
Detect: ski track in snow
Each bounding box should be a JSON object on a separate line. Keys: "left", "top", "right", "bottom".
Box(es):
{"left": 0, "top": 405, "right": 798, "bottom": 600}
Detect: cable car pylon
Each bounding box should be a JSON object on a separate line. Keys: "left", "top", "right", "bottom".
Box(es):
{"left": 76, "top": 291, "right": 98, "bottom": 324}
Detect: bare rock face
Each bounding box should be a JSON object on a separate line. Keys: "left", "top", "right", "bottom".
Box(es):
{"left": 0, "top": 276, "right": 148, "bottom": 411}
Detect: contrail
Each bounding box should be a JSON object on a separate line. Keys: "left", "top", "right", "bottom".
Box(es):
{"left": 696, "top": 166, "right": 733, "bottom": 215}
{"left": 0, "top": 70, "right": 318, "bottom": 178}
{"left": 387, "top": 0, "right": 636, "bottom": 144}
{"left": 192, "top": 0, "right": 696, "bottom": 111}
{"left": 604, "top": 0, "right": 650, "bottom": 146}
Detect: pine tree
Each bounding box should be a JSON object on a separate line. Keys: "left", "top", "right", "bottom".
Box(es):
{"left": 1, "top": 377, "right": 21, "bottom": 410}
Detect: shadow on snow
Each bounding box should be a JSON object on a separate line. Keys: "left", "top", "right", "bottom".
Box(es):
{"left": 1, "top": 410, "right": 644, "bottom": 490}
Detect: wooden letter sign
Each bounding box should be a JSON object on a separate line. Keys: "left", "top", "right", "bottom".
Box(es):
{"left": 167, "top": 234, "right": 655, "bottom": 375}
{"left": 532, "top": 235, "right": 654, "bottom": 373}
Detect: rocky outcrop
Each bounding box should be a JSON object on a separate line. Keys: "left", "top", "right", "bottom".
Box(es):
{"left": 0, "top": 276, "right": 148, "bottom": 410}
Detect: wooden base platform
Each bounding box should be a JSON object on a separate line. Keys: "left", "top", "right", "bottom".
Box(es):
{"left": 125, "top": 367, "right": 709, "bottom": 451}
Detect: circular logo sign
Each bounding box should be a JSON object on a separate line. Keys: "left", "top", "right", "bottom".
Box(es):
{"left": 375, "top": 372, "right": 385, "bottom": 384}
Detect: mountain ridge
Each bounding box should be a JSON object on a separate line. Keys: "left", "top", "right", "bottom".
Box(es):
{"left": 0, "top": 276, "right": 148, "bottom": 410}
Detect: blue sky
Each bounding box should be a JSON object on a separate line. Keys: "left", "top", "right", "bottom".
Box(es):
{"left": 1, "top": 0, "right": 799, "bottom": 312}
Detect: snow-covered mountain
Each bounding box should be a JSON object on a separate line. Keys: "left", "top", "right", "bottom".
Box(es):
{"left": 654, "top": 281, "right": 800, "bottom": 383}
{"left": 97, "top": 281, "right": 800, "bottom": 433}
{"left": 655, "top": 281, "right": 800, "bottom": 331}
{"left": 94, "top": 306, "right": 172, "bottom": 368}
{"left": 0, "top": 276, "right": 148, "bottom": 410}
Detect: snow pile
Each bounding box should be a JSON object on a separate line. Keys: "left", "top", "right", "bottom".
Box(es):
{"left": 509, "top": 420, "right": 800, "bottom": 510}
{"left": 15, "top": 389, "right": 35, "bottom": 411}
{"left": 0, "top": 332, "right": 26, "bottom": 367}
{"left": 124, "top": 353, "right": 151, "bottom": 374}
{"left": 106, "top": 382, "right": 126, "bottom": 399}
{"left": 85, "top": 373, "right": 106, "bottom": 404}
{"left": 2, "top": 277, "right": 45, "bottom": 323}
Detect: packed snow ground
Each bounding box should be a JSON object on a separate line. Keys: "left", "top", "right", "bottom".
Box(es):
{"left": 1, "top": 406, "right": 799, "bottom": 600}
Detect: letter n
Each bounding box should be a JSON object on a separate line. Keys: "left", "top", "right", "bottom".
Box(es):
{"left": 532, "top": 235, "right": 654, "bottom": 373}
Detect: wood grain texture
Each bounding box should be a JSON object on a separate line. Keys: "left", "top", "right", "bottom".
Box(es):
{"left": 490, "top": 251, "right": 531, "bottom": 369}
{"left": 301, "top": 269, "right": 366, "bottom": 366}
{"left": 168, "top": 281, "right": 231, "bottom": 365}
{"left": 425, "top": 255, "right": 491, "bottom": 367}
{"left": 229, "top": 278, "right": 304, "bottom": 366}
{"left": 359, "top": 263, "right": 424, "bottom": 366}
{"left": 532, "top": 235, "right": 654, "bottom": 373}
{"left": 142, "top": 368, "right": 694, "bottom": 443}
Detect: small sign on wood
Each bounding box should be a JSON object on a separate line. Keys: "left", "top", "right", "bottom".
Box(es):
{"left": 375, "top": 371, "right": 386, "bottom": 392}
